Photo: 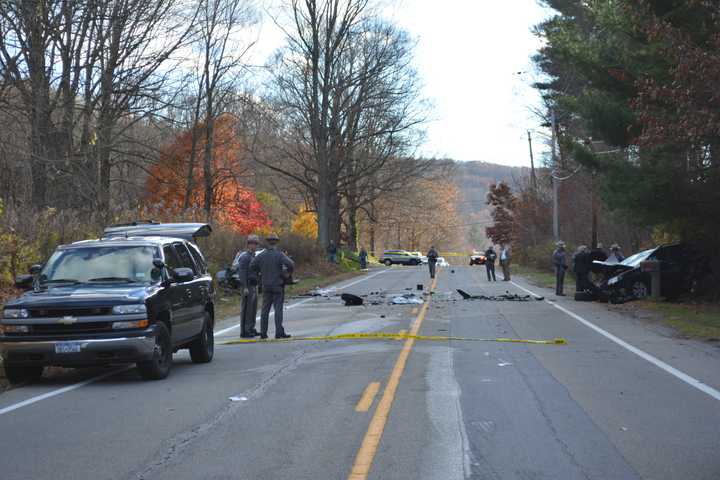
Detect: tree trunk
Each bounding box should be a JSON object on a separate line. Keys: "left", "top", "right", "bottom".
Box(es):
{"left": 347, "top": 202, "right": 359, "bottom": 252}
{"left": 203, "top": 114, "right": 215, "bottom": 220}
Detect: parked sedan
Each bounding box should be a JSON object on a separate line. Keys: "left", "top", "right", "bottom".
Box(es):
{"left": 378, "top": 250, "right": 422, "bottom": 266}
{"left": 469, "top": 252, "right": 486, "bottom": 266}
{"left": 593, "top": 243, "right": 705, "bottom": 303}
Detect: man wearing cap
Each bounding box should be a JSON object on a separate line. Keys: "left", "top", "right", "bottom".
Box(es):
{"left": 250, "top": 233, "right": 295, "bottom": 339}
{"left": 552, "top": 241, "right": 568, "bottom": 296}
{"left": 426, "top": 246, "right": 439, "bottom": 279}
{"left": 232, "top": 235, "right": 261, "bottom": 338}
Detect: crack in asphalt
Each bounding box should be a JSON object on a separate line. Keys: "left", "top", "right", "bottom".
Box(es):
{"left": 126, "top": 343, "right": 318, "bottom": 480}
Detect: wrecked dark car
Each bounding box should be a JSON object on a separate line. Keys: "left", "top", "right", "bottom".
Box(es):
{"left": 592, "top": 243, "right": 706, "bottom": 303}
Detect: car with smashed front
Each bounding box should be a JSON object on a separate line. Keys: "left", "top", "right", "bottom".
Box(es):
{"left": 593, "top": 243, "right": 707, "bottom": 303}
{"left": 0, "top": 222, "right": 215, "bottom": 384}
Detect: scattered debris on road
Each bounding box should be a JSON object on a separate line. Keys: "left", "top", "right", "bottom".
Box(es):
{"left": 229, "top": 396, "right": 248, "bottom": 402}
{"left": 457, "top": 289, "right": 544, "bottom": 301}
{"left": 391, "top": 293, "right": 424, "bottom": 305}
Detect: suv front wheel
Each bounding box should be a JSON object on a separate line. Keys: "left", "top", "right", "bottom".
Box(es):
{"left": 189, "top": 312, "right": 214, "bottom": 364}
{"left": 383, "top": 259, "right": 392, "bottom": 266}
{"left": 137, "top": 322, "right": 172, "bottom": 380}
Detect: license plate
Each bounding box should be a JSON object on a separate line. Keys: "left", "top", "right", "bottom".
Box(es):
{"left": 55, "top": 342, "right": 82, "bottom": 354}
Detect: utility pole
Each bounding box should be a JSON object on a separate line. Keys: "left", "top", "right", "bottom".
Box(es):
{"left": 551, "top": 109, "right": 560, "bottom": 241}
{"left": 527, "top": 130, "right": 537, "bottom": 191}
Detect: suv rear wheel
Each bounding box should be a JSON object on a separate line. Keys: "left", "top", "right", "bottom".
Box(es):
{"left": 137, "top": 322, "right": 172, "bottom": 380}
{"left": 384, "top": 259, "right": 392, "bottom": 266}
{"left": 4, "top": 364, "right": 43, "bottom": 385}
{"left": 189, "top": 312, "right": 214, "bottom": 364}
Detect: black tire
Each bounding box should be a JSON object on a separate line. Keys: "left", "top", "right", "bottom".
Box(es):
{"left": 4, "top": 364, "right": 43, "bottom": 385}
{"left": 189, "top": 312, "right": 214, "bottom": 364}
{"left": 574, "top": 291, "right": 595, "bottom": 302}
{"left": 383, "top": 259, "right": 392, "bottom": 266}
{"left": 137, "top": 322, "right": 172, "bottom": 380}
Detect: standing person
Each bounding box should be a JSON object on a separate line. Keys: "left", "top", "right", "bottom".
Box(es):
{"left": 250, "top": 233, "right": 295, "bottom": 339}
{"left": 359, "top": 247, "right": 368, "bottom": 270}
{"left": 484, "top": 245, "right": 497, "bottom": 281}
{"left": 573, "top": 245, "right": 591, "bottom": 293}
{"left": 327, "top": 241, "right": 338, "bottom": 264}
{"left": 607, "top": 244, "right": 624, "bottom": 264}
{"left": 233, "top": 235, "right": 261, "bottom": 338}
{"left": 426, "top": 246, "right": 439, "bottom": 279}
{"left": 499, "top": 244, "right": 511, "bottom": 281}
{"left": 553, "top": 241, "right": 568, "bottom": 296}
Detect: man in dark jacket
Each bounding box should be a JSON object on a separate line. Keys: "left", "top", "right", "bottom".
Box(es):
{"left": 359, "top": 247, "right": 368, "bottom": 270}
{"left": 552, "top": 241, "right": 568, "bottom": 296}
{"left": 327, "top": 241, "right": 338, "bottom": 263}
{"left": 573, "top": 245, "right": 591, "bottom": 293}
{"left": 250, "top": 233, "right": 295, "bottom": 339}
{"left": 484, "top": 246, "right": 497, "bottom": 281}
{"left": 233, "top": 235, "right": 260, "bottom": 338}
{"left": 427, "top": 246, "right": 439, "bottom": 279}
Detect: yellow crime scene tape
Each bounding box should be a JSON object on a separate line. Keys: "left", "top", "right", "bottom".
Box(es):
{"left": 222, "top": 332, "right": 567, "bottom": 346}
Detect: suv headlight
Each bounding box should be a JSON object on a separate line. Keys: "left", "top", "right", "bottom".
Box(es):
{"left": 3, "top": 308, "right": 29, "bottom": 319}
{"left": 112, "top": 304, "right": 147, "bottom": 315}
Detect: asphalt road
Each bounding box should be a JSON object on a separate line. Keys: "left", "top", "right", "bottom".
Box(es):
{"left": 1, "top": 265, "right": 719, "bottom": 480}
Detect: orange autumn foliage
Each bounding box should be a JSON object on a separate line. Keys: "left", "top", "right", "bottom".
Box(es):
{"left": 145, "top": 115, "right": 271, "bottom": 235}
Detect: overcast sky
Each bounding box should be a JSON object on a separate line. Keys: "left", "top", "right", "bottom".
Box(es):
{"left": 251, "top": 1, "right": 553, "bottom": 168}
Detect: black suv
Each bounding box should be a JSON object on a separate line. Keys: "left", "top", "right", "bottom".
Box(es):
{"left": 0, "top": 223, "right": 215, "bottom": 383}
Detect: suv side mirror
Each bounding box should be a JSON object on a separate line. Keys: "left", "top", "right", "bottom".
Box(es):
{"left": 29, "top": 264, "right": 42, "bottom": 275}
{"left": 172, "top": 267, "right": 194, "bottom": 283}
{"left": 15, "top": 274, "right": 34, "bottom": 290}
{"left": 153, "top": 258, "right": 165, "bottom": 269}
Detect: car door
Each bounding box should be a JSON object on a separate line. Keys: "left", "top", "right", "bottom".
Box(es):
{"left": 174, "top": 242, "right": 205, "bottom": 337}
{"left": 162, "top": 244, "right": 194, "bottom": 342}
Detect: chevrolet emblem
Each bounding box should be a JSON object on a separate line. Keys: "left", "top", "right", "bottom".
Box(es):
{"left": 58, "top": 316, "right": 78, "bottom": 325}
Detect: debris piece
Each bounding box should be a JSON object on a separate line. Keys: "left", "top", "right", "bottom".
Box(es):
{"left": 416, "top": 284, "right": 424, "bottom": 291}
{"left": 341, "top": 293, "right": 364, "bottom": 306}
{"left": 392, "top": 293, "right": 424, "bottom": 305}
{"left": 457, "top": 289, "right": 544, "bottom": 301}
{"left": 497, "top": 362, "right": 513, "bottom": 367}
{"left": 229, "top": 396, "right": 248, "bottom": 402}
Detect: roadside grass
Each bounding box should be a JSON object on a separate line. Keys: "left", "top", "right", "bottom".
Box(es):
{"left": 513, "top": 264, "right": 559, "bottom": 290}
{"left": 636, "top": 301, "right": 720, "bottom": 340}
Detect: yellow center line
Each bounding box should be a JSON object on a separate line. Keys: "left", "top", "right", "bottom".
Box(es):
{"left": 348, "top": 275, "right": 438, "bottom": 480}
{"left": 395, "top": 329, "right": 407, "bottom": 341}
{"left": 355, "top": 382, "right": 381, "bottom": 412}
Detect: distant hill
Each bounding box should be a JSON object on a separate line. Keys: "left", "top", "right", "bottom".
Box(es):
{"left": 452, "top": 161, "right": 527, "bottom": 249}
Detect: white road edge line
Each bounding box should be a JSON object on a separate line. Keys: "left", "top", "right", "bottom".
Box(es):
{"left": 510, "top": 280, "right": 720, "bottom": 402}
{"left": 0, "top": 269, "right": 389, "bottom": 416}
{"left": 0, "top": 366, "right": 133, "bottom": 416}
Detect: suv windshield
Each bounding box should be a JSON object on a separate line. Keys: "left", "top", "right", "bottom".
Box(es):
{"left": 40, "top": 245, "right": 160, "bottom": 285}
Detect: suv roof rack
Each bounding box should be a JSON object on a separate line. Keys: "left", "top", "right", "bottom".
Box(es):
{"left": 102, "top": 222, "right": 212, "bottom": 241}
{"left": 107, "top": 220, "right": 160, "bottom": 228}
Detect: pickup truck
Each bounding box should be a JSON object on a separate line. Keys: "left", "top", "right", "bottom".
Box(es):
{"left": 0, "top": 222, "right": 215, "bottom": 383}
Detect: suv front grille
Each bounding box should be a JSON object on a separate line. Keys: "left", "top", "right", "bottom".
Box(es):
{"left": 28, "top": 307, "right": 112, "bottom": 318}
{"left": 31, "top": 323, "right": 113, "bottom": 335}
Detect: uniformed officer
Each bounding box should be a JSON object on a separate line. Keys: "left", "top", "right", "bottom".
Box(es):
{"left": 250, "top": 233, "right": 294, "bottom": 339}
{"left": 427, "top": 246, "right": 439, "bottom": 279}
{"left": 233, "top": 234, "right": 260, "bottom": 338}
